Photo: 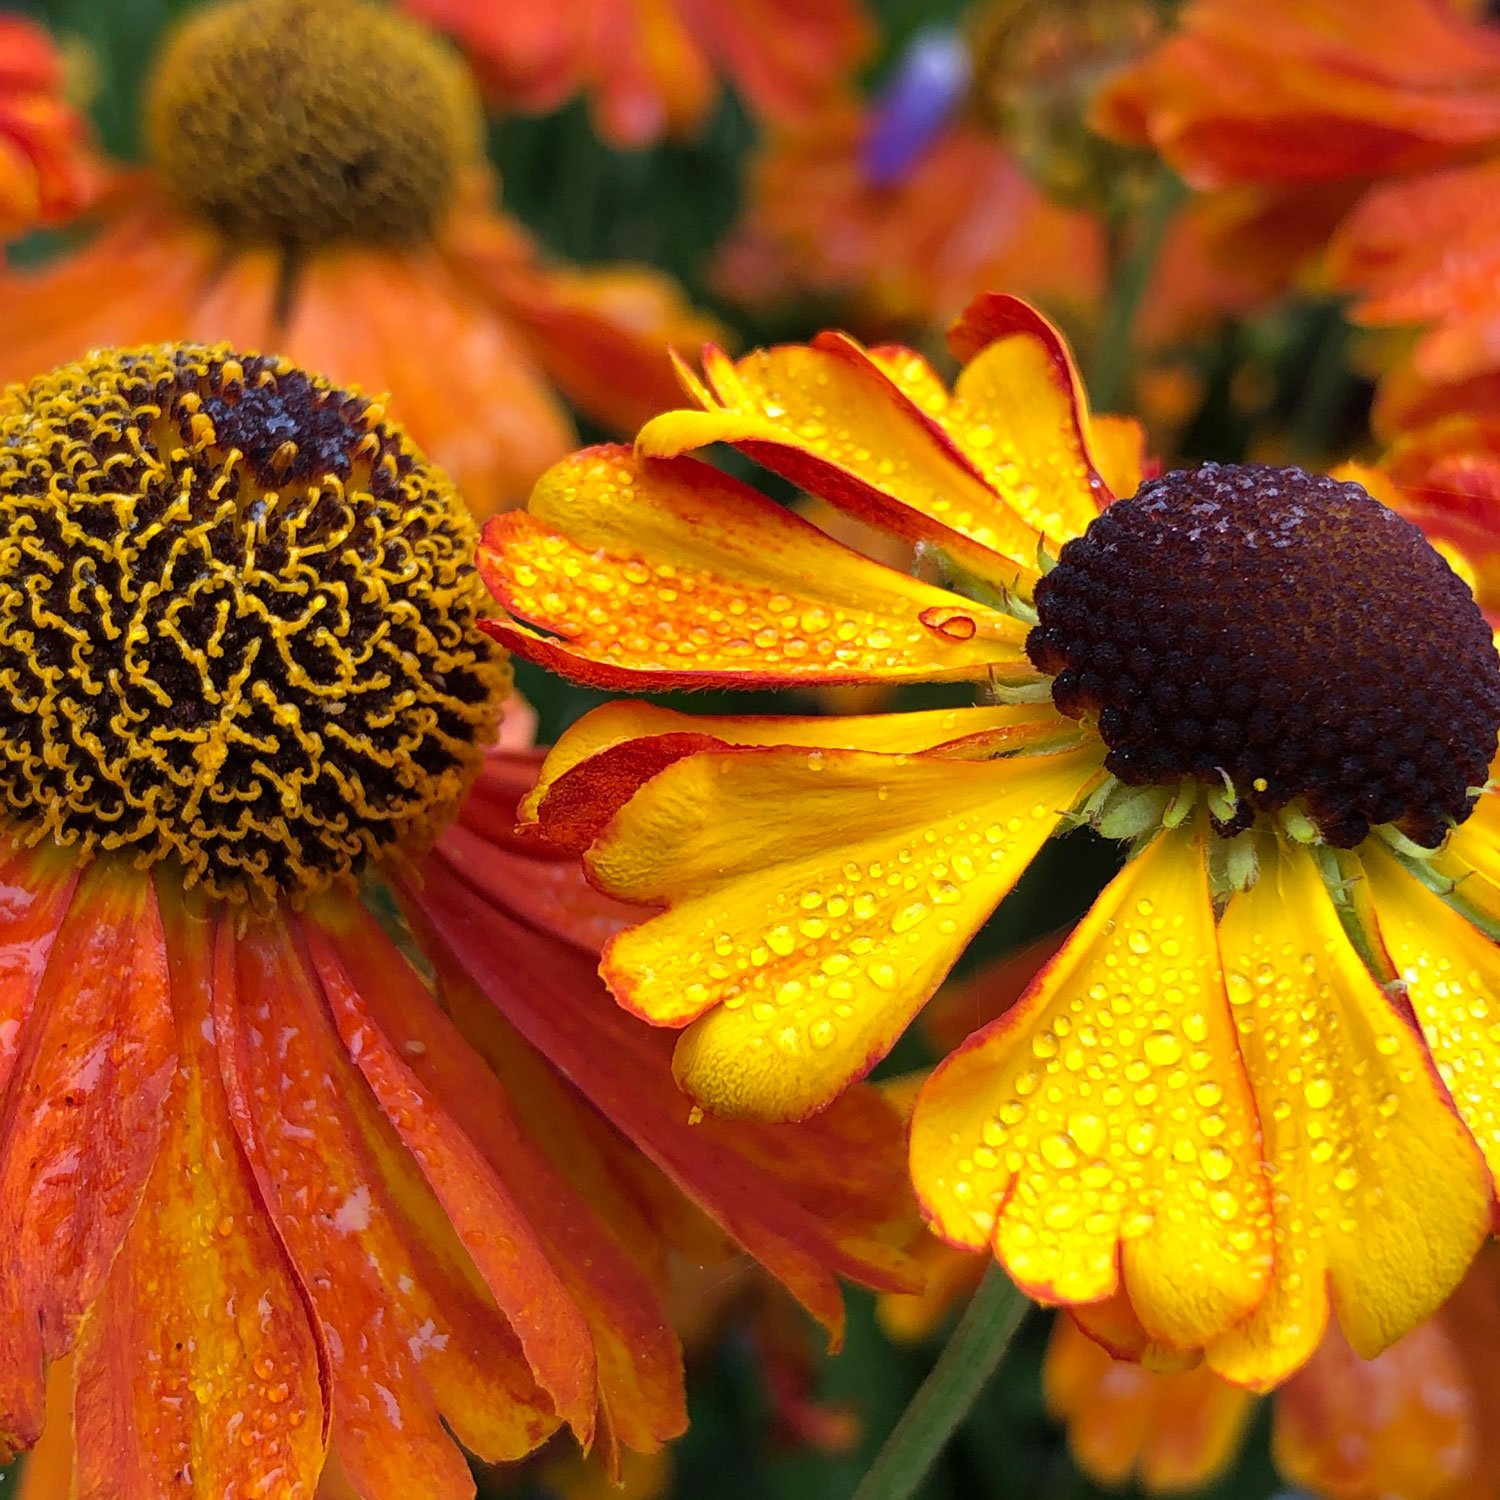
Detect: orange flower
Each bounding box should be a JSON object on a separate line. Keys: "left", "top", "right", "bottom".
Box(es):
{"left": 1097, "top": 0, "right": 1500, "bottom": 431}
{"left": 714, "top": 96, "right": 1104, "bottom": 337}
{"left": 0, "top": 0, "right": 717, "bottom": 521}
{"left": 0, "top": 343, "right": 915, "bottom": 1499}
{"left": 481, "top": 293, "right": 1500, "bottom": 1383}
{"left": 0, "top": 16, "right": 99, "bottom": 241}
{"left": 1044, "top": 1249, "right": 1500, "bottom": 1499}
{"left": 400, "top": 0, "right": 870, "bottom": 147}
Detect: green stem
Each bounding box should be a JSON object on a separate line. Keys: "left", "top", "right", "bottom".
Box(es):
{"left": 852, "top": 1265, "right": 1031, "bottom": 1500}
{"left": 1088, "top": 170, "right": 1187, "bottom": 413}
{"left": 1285, "top": 306, "right": 1352, "bottom": 462}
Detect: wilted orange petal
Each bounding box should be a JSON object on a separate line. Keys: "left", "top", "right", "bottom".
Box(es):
{"left": 0, "top": 864, "right": 173, "bottom": 1451}
{"left": 912, "top": 826, "right": 1270, "bottom": 1350}
{"left": 522, "top": 700, "right": 1053, "bottom": 851}
{"left": 639, "top": 337, "right": 1047, "bottom": 587}
{"left": 1275, "top": 1318, "right": 1473, "bottom": 1500}
{"left": 480, "top": 445, "right": 1028, "bottom": 691}
{"left": 403, "top": 866, "right": 919, "bottom": 1347}
{"left": 71, "top": 888, "right": 327, "bottom": 1498}
{"left": 217, "top": 919, "right": 557, "bottom": 1497}
{"left": 1206, "top": 843, "right": 1490, "bottom": 1387}
{"left": 590, "top": 738, "right": 1103, "bottom": 1120}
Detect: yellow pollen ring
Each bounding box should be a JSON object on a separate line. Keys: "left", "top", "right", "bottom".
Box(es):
{"left": 0, "top": 342, "right": 510, "bottom": 906}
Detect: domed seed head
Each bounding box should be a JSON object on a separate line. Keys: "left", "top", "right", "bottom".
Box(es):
{"left": 0, "top": 343, "right": 511, "bottom": 905}
{"left": 146, "top": 0, "right": 484, "bottom": 249}
{"left": 1028, "top": 462, "right": 1500, "bottom": 847}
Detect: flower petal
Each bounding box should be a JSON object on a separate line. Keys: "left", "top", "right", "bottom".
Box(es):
{"left": 0, "top": 863, "right": 173, "bottom": 1451}
{"left": 301, "top": 903, "right": 601, "bottom": 1447}
{"left": 911, "top": 826, "right": 1271, "bottom": 1350}
{"left": 523, "top": 700, "right": 1059, "bottom": 851}
{"left": 480, "top": 445, "right": 1028, "bottom": 690}
{"left": 0, "top": 838, "right": 78, "bottom": 1097}
{"left": 1274, "top": 1319, "right": 1474, "bottom": 1500}
{"left": 638, "top": 337, "right": 1047, "bottom": 585}
{"left": 216, "top": 917, "right": 558, "bottom": 1497}
{"left": 590, "top": 740, "right": 1104, "bottom": 1120}
{"left": 402, "top": 862, "right": 920, "bottom": 1347}
{"left": 70, "top": 887, "right": 327, "bottom": 1499}
{"left": 1044, "top": 1314, "right": 1253, "bottom": 1491}
{"left": 1361, "top": 839, "right": 1500, "bottom": 1189}
{"left": 1206, "top": 843, "right": 1491, "bottom": 1387}
{"left": 944, "top": 294, "right": 1114, "bottom": 549}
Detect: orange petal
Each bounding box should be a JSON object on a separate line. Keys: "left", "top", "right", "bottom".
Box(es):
{"left": 306, "top": 897, "right": 690, "bottom": 1456}
{"left": 522, "top": 700, "right": 1058, "bottom": 851}
{"left": 402, "top": 861, "right": 920, "bottom": 1347}
{"left": 71, "top": 886, "right": 327, "bottom": 1498}
{"left": 1205, "top": 842, "right": 1491, "bottom": 1387}
{"left": 589, "top": 738, "right": 1103, "bottom": 1120}
{"left": 12, "top": 1354, "right": 72, "bottom": 1491}
{"left": 0, "top": 199, "right": 220, "bottom": 389}
{"left": 638, "top": 337, "right": 1048, "bottom": 586}
{"left": 300, "top": 905, "right": 600, "bottom": 1446}
{"left": 0, "top": 863, "right": 173, "bottom": 1451}
{"left": 1275, "top": 1318, "right": 1474, "bottom": 1500}
{"left": 481, "top": 444, "right": 1029, "bottom": 691}
{"left": 1044, "top": 1314, "right": 1254, "bottom": 1491}
{"left": 911, "top": 826, "right": 1271, "bottom": 1351}
{"left": 216, "top": 916, "right": 558, "bottom": 1497}
{"left": 282, "top": 246, "right": 576, "bottom": 519}
{"left": 1361, "top": 838, "right": 1500, "bottom": 1189}
{"left": 944, "top": 294, "right": 1115, "bottom": 548}
{"left": 0, "top": 837, "right": 78, "bottom": 1098}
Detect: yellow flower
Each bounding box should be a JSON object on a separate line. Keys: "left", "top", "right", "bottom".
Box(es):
{"left": 0, "top": 344, "right": 916, "bottom": 1498}
{"left": 479, "top": 293, "right": 1500, "bottom": 1384}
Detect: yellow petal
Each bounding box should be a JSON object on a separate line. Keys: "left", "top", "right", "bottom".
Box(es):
{"left": 639, "top": 337, "right": 1046, "bottom": 587}
{"left": 591, "top": 740, "right": 1105, "bottom": 1120}
{"left": 910, "top": 826, "right": 1272, "bottom": 1349}
{"left": 521, "top": 700, "right": 1064, "bottom": 837}
{"left": 1361, "top": 839, "right": 1500, "bottom": 1187}
{"left": 1432, "top": 790, "right": 1500, "bottom": 931}
{"left": 1206, "top": 842, "right": 1490, "bottom": 1387}
{"left": 480, "top": 445, "right": 1028, "bottom": 689}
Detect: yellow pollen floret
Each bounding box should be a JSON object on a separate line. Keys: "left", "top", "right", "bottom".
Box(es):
{"left": 146, "top": 0, "right": 484, "bottom": 249}
{"left": 0, "top": 343, "right": 510, "bottom": 906}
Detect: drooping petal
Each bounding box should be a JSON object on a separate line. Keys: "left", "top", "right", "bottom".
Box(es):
{"left": 282, "top": 244, "right": 577, "bottom": 518}
{"left": 1043, "top": 1315, "right": 1254, "bottom": 1492}
{"left": 479, "top": 445, "right": 1029, "bottom": 691}
{"left": 521, "top": 700, "right": 1060, "bottom": 851}
{"left": 300, "top": 904, "right": 599, "bottom": 1447}
{"left": 215, "top": 917, "right": 558, "bottom": 1498}
{"left": 911, "top": 826, "right": 1272, "bottom": 1351}
{"left": 589, "top": 739, "right": 1104, "bottom": 1120}
{"left": 0, "top": 863, "right": 174, "bottom": 1451}
{"left": 306, "top": 896, "right": 688, "bottom": 1458}
{"left": 402, "top": 862, "right": 920, "bottom": 1347}
{"left": 1274, "top": 1318, "right": 1474, "bottom": 1500}
{"left": 638, "top": 337, "right": 1047, "bottom": 586}
{"left": 1206, "top": 842, "right": 1490, "bottom": 1387}
{"left": 0, "top": 838, "right": 78, "bottom": 1097}
{"left": 70, "top": 885, "right": 327, "bottom": 1499}
{"left": 1361, "top": 840, "right": 1500, "bottom": 1188}
{"left": 944, "top": 294, "right": 1114, "bottom": 549}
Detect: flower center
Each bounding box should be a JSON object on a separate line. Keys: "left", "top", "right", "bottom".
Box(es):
{"left": 1027, "top": 462, "right": 1500, "bottom": 848}
{"left": 0, "top": 344, "right": 510, "bottom": 905}
{"left": 146, "top": 0, "right": 483, "bottom": 249}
